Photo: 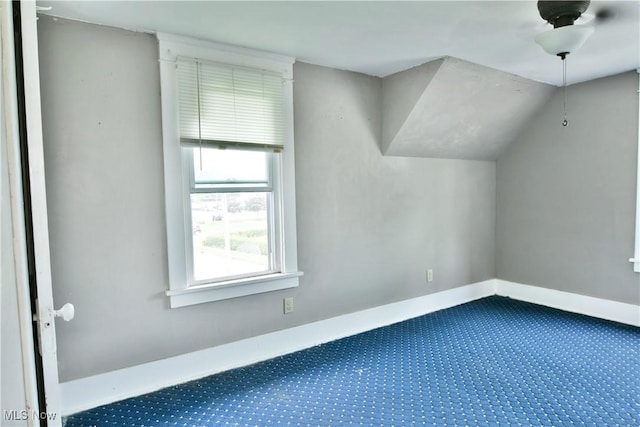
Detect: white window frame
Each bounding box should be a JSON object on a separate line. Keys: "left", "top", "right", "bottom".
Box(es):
{"left": 631, "top": 69, "right": 640, "bottom": 273}
{"left": 158, "top": 33, "right": 301, "bottom": 307}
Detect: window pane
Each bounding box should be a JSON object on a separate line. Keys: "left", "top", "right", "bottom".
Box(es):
{"left": 193, "top": 148, "right": 268, "bottom": 184}
{"left": 191, "top": 192, "right": 271, "bottom": 282}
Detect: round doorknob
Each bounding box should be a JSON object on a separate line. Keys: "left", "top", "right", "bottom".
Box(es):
{"left": 53, "top": 303, "right": 75, "bottom": 322}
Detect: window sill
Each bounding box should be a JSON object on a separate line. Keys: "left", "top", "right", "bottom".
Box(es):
{"left": 166, "top": 272, "right": 303, "bottom": 308}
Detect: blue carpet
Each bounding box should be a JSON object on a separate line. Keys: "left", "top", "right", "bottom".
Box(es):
{"left": 64, "top": 296, "right": 639, "bottom": 426}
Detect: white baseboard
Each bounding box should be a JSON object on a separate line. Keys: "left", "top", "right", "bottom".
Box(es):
{"left": 60, "top": 279, "right": 495, "bottom": 416}
{"left": 495, "top": 279, "right": 640, "bottom": 327}
{"left": 61, "top": 278, "right": 639, "bottom": 416}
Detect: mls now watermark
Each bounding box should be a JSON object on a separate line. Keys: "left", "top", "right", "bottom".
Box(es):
{"left": 4, "top": 409, "right": 58, "bottom": 421}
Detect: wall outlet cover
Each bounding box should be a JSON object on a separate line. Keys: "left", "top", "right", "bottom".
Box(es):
{"left": 284, "top": 297, "right": 294, "bottom": 314}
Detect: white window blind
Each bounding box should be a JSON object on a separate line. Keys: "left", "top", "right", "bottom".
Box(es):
{"left": 177, "top": 59, "right": 285, "bottom": 151}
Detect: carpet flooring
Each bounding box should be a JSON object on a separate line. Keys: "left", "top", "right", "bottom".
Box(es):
{"left": 64, "top": 296, "right": 639, "bottom": 426}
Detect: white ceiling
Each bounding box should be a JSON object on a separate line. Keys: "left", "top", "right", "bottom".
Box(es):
{"left": 37, "top": 1, "right": 639, "bottom": 86}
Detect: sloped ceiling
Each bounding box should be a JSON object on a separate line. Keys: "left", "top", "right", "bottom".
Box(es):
{"left": 36, "top": 1, "right": 638, "bottom": 161}
{"left": 382, "top": 57, "right": 555, "bottom": 160}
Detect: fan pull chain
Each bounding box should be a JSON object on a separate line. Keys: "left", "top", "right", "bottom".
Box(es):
{"left": 562, "top": 55, "right": 568, "bottom": 127}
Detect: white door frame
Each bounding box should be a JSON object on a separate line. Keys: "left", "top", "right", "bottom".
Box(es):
{"left": 3, "top": 1, "right": 63, "bottom": 425}
{"left": 19, "top": 0, "right": 62, "bottom": 422}
{"left": 1, "top": 2, "right": 41, "bottom": 426}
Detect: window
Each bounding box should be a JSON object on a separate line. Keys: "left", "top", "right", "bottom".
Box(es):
{"left": 187, "top": 148, "right": 275, "bottom": 284}
{"left": 158, "top": 34, "right": 301, "bottom": 307}
{"left": 633, "top": 70, "right": 640, "bottom": 273}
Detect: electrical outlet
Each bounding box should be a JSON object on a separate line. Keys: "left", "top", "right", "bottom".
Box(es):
{"left": 427, "top": 269, "right": 434, "bottom": 282}
{"left": 283, "top": 297, "right": 294, "bottom": 314}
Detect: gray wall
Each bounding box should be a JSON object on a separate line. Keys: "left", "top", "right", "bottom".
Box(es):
{"left": 38, "top": 17, "right": 496, "bottom": 382}
{"left": 496, "top": 71, "right": 639, "bottom": 305}
{"left": 293, "top": 62, "right": 496, "bottom": 322}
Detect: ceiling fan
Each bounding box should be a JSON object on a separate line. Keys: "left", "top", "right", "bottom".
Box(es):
{"left": 533, "top": 1, "right": 619, "bottom": 126}
{"left": 534, "top": 1, "right": 618, "bottom": 59}
{"left": 535, "top": 1, "right": 592, "bottom": 59}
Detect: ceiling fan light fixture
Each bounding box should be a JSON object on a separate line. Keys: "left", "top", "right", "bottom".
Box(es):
{"left": 534, "top": 24, "right": 594, "bottom": 57}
